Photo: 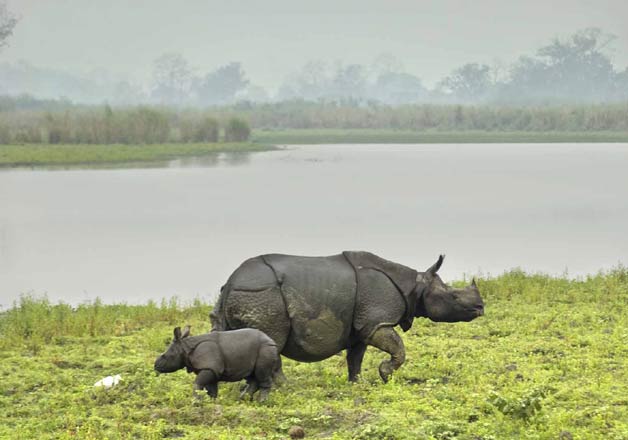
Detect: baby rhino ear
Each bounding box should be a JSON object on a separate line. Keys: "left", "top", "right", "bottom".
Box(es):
{"left": 181, "top": 325, "right": 191, "bottom": 338}
{"left": 173, "top": 327, "right": 182, "bottom": 341}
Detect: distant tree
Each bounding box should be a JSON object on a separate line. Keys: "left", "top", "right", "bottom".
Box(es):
{"left": 236, "top": 84, "right": 269, "bottom": 103}
{"left": 370, "top": 72, "right": 426, "bottom": 104}
{"left": 112, "top": 80, "right": 147, "bottom": 105}
{"left": 276, "top": 60, "right": 330, "bottom": 101}
{"left": 0, "top": 1, "right": 17, "bottom": 50}
{"left": 501, "top": 28, "right": 619, "bottom": 103}
{"left": 617, "top": 68, "right": 628, "bottom": 100}
{"left": 151, "top": 53, "right": 193, "bottom": 105}
{"left": 330, "top": 64, "right": 366, "bottom": 99}
{"left": 439, "top": 63, "right": 492, "bottom": 102}
{"left": 195, "top": 62, "right": 248, "bottom": 106}
{"left": 370, "top": 53, "right": 404, "bottom": 78}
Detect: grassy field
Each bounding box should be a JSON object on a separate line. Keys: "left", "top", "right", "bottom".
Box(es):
{"left": 253, "top": 129, "right": 628, "bottom": 144}
{"left": 0, "top": 142, "right": 273, "bottom": 167}
{"left": 1, "top": 270, "right": 626, "bottom": 439}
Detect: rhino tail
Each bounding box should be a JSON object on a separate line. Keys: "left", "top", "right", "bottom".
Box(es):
{"left": 209, "top": 284, "right": 229, "bottom": 331}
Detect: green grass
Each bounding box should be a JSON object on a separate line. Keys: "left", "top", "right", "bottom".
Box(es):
{"left": 253, "top": 129, "right": 628, "bottom": 144}
{"left": 1, "top": 269, "right": 627, "bottom": 439}
{"left": 0, "top": 142, "right": 274, "bottom": 167}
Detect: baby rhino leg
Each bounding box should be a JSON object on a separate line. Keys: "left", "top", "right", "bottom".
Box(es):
{"left": 239, "top": 378, "right": 259, "bottom": 401}
{"left": 253, "top": 344, "right": 278, "bottom": 402}
{"left": 194, "top": 370, "right": 218, "bottom": 399}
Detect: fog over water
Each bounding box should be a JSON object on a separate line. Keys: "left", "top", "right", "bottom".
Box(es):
{"left": 1, "top": 144, "right": 627, "bottom": 307}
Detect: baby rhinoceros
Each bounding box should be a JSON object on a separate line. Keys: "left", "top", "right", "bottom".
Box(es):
{"left": 154, "top": 326, "right": 279, "bottom": 401}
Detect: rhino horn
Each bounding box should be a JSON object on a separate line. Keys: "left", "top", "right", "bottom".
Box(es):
{"left": 427, "top": 255, "right": 445, "bottom": 275}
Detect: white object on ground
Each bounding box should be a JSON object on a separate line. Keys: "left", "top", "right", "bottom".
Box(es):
{"left": 94, "top": 374, "right": 122, "bottom": 388}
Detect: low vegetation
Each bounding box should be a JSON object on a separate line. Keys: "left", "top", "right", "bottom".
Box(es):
{"left": 2, "top": 98, "right": 628, "bottom": 147}
{"left": 0, "top": 142, "right": 273, "bottom": 167}
{"left": 1, "top": 269, "right": 626, "bottom": 439}
{"left": 0, "top": 105, "right": 252, "bottom": 145}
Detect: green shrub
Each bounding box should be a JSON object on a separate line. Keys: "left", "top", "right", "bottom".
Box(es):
{"left": 224, "top": 117, "right": 251, "bottom": 142}
{"left": 13, "top": 126, "right": 42, "bottom": 143}
{"left": 179, "top": 115, "right": 220, "bottom": 143}
{"left": 193, "top": 116, "right": 219, "bottom": 142}
{"left": 0, "top": 122, "right": 10, "bottom": 144}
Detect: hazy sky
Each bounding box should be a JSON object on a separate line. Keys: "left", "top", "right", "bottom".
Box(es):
{"left": 4, "top": 0, "right": 628, "bottom": 90}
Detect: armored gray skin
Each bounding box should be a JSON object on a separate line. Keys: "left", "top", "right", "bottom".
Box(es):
{"left": 154, "top": 326, "right": 279, "bottom": 401}
{"left": 211, "top": 252, "right": 484, "bottom": 383}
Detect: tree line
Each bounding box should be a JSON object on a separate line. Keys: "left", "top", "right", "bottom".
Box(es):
{"left": 1, "top": 23, "right": 627, "bottom": 106}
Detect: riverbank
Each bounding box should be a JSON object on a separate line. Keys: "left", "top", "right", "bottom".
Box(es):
{"left": 1, "top": 269, "right": 625, "bottom": 439}
{"left": 253, "top": 129, "right": 628, "bottom": 144}
{"left": 2, "top": 131, "right": 627, "bottom": 167}
{"left": 0, "top": 142, "right": 273, "bottom": 167}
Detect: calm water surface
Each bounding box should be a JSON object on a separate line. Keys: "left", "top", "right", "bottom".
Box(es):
{"left": 1, "top": 144, "right": 627, "bottom": 307}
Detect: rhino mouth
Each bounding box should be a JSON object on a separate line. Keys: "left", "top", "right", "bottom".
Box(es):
{"left": 154, "top": 357, "right": 176, "bottom": 373}
{"left": 471, "top": 306, "right": 484, "bottom": 317}
{"left": 462, "top": 305, "right": 484, "bottom": 318}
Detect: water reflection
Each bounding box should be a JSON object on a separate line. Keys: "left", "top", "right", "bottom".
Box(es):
{"left": 170, "top": 151, "right": 254, "bottom": 168}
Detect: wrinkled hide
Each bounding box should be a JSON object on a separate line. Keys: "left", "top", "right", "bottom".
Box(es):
{"left": 213, "top": 252, "right": 420, "bottom": 362}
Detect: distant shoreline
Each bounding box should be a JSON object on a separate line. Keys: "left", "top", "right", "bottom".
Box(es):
{"left": 0, "top": 142, "right": 274, "bottom": 168}
{"left": 1, "top": 131, "right": 627, "bottom": 167}
{"left": 254, "top": 129, "right": 628, "bottom": 145}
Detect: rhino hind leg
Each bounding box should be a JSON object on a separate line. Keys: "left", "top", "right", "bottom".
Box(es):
{"left": 346, "top": 342, "right": 367, "bottom": 382}
{"left": 366, "top": 326, "right": 406, "bottom": 383}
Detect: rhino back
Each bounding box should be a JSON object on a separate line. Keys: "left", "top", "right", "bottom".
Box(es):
{"left": 225, "top": 256, "right": 278, "bottom": 291}
{"left": 264, "top": 254, "right": 356, "bottom": 362}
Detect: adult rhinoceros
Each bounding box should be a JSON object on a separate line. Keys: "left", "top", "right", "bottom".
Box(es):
{"left": 210, "top": 252, "right": 484, "bottom": 383}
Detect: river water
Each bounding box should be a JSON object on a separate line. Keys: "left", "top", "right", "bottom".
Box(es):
{"left": 1, "top": 143, "right": 627, "bottom": 307}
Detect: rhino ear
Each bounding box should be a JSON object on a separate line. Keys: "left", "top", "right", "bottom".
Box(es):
{"left": 427, "top": 255, "right": 445, "bottom": 275}
{"left": 173, "top": 327, "right": 182, "bottom": 341}
{"left": 181, "top": 325, "right": 191, "bottom": 338}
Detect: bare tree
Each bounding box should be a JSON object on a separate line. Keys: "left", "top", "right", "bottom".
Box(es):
{"left": 151, "top": 53, "right": 194, "bottom": 105}
{"left": 0, "top": 1, "right": 18, "bottom": 50}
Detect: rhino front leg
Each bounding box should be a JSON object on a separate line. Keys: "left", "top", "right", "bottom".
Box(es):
{"left": 367, "top": 326, "right": 406, "bottom": 383}
{"left": 347, "top": 342, "right": 367, "bottom": 382}
{"left": 194, "top": 369, "right": 218, "bottom": 398}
